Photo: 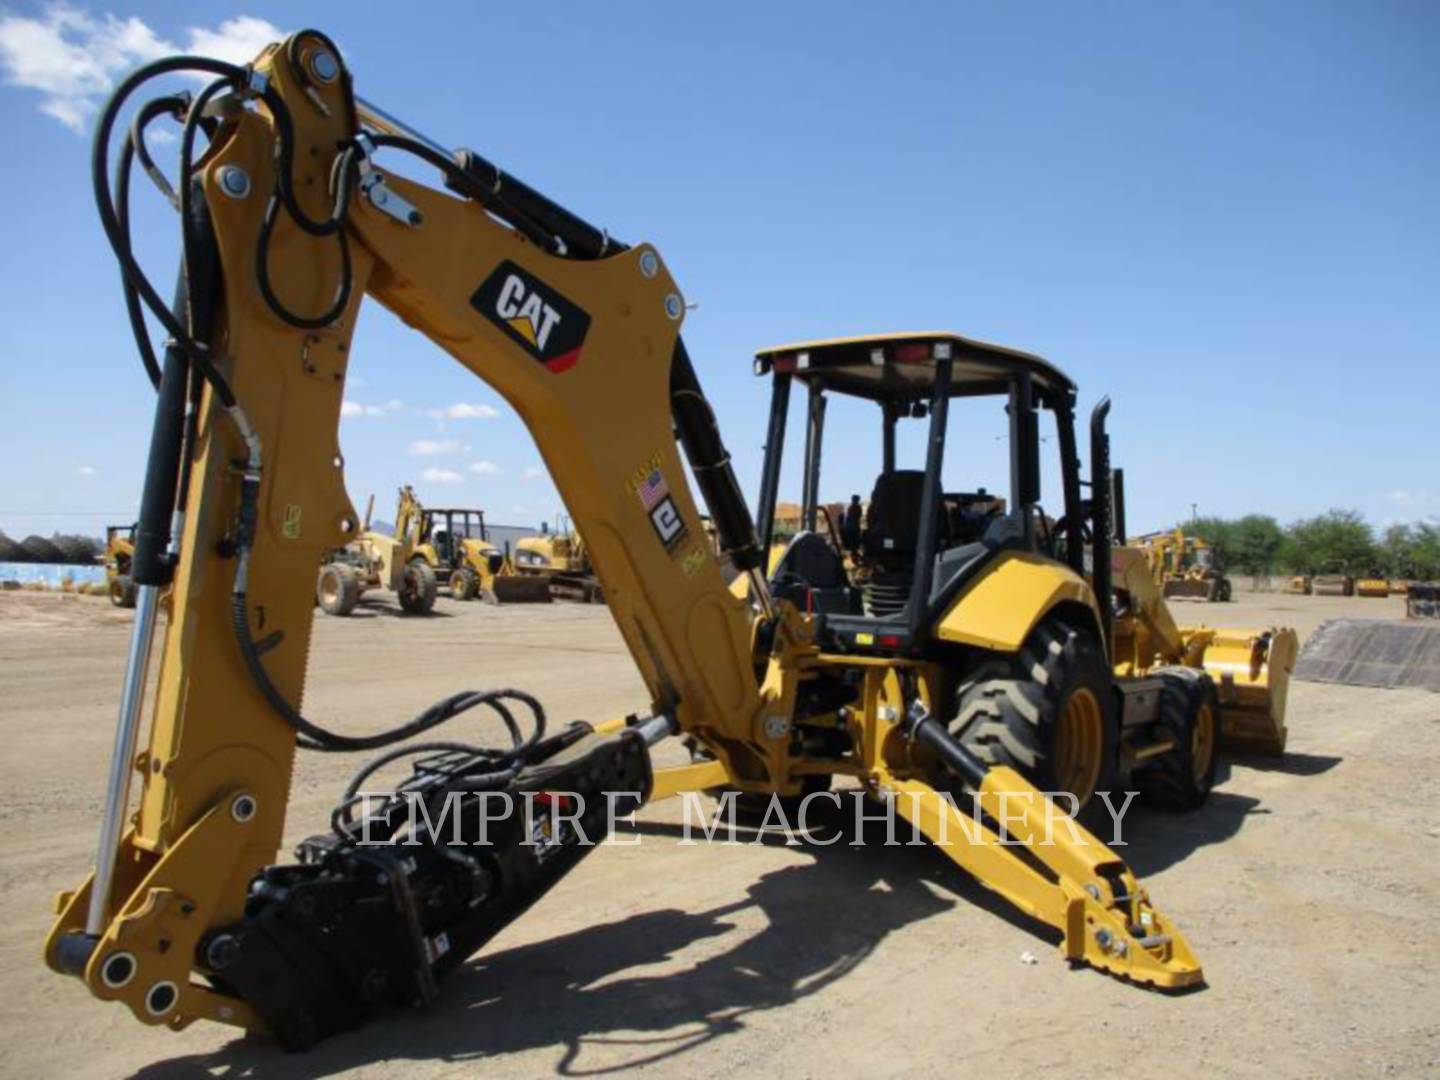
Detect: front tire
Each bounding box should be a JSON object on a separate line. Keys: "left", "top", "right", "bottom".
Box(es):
{"left": 399, "top": 560, "right": 437, "bottom": 615}
{"left": 950, "top": 618, "right": 1117, "bottom": 812}
{"left": 317, "top": 563, "right": 360, "bottom": 616}
{"left": 109, "top": 574, "right": 137, "bottom": 609}
{"left": 1136, "top": 667, "right": 1218, "bottom": 810}
{"left": 451, "top": 567, "right": 479, "bottom": 601}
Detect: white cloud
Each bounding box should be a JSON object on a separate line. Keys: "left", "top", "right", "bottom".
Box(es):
{"left": 183, "top": 16, "right": 282, "bottom": 66}
{"left": 75, "top": 464, "right": 97, "bottom": 476}
{"left": 422, "top": 467, "right": 463, "bottom": 484}
{"left": 522, "top": 465, "right": 545, "bottom": 480}
{"left": 340, "top": 399, "right": 402, "bottom": 419}
{"left": 0, "top": 7, "right": 285, "bottom": 134}
{"left": 408, "top": 438, "right": 460, "bottom": 456}
{"left": 469, "top": 460, "right": 502, "bottom": 476}
{"left": 429, "top": 402, "right": 500, "bottom": 421}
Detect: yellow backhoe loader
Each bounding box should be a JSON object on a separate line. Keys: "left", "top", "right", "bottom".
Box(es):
{"left": 50, "top": 31, "right": 1296, "bottom": 1050}
{"left": 315, "top": 489, "right": 437, "bottom": 615}
{"left": 103, "top": 524, "right": 137, "bottom": 608}
{"left": 403, "top": 487, "right": 552, "bottom": 603}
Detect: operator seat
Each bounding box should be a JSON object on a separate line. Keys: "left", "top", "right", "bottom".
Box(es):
{"left": 769, "top": 531, "right": 862, "bottom": 615}
{"left": 862, "top": 470, "right": 928, "bottom": 562}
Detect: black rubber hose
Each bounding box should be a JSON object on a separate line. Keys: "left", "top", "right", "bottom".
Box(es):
{"left": 92, "top": 56, "right": 246, "bottom": 405}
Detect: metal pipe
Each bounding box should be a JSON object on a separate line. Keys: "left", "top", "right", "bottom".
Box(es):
{"left": 906, "top": 358, "right": 952, "bottom": 638}
{"left": 356, "top": 95, "right": 450, "bottom": 159}
{"left": 801, "top": 380, "right": 826, "bottom": 532}
{"left": 634, "top": 712, "right": 678, "bottom": 747}
{"left": 85, "top": 584, "right": 161, "bottom": 936}
{"left": 755, "top": 372, "right": 792, "bottom": 558}
{"left": 882, "top": 403, "right": 896, "bottom": 474}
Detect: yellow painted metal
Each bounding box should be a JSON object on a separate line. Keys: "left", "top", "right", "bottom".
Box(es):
{"left": 51, "top": 30, "right": 1220, "bottom": 1037}
{"left": 885, "top": 770, "right": 1203, "bottom": 988}
{"left": 1055, "top": 687, "right": 1104, "bottom": 803}
{"left": 650, "top": 760, "right": 730, "bottom": 802}
{"left": 934, "top": 550, "right": 1102, "bottom": 651}
{"left": 1110, "top": 546, "right": 1296, "bottom": 755}
{"left": 1355, "top": 578, "right": 1390, "bottom": 598}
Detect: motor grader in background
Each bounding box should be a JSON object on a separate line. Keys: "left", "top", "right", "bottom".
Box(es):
{"left": 316, "top": 488, "right": 437, "bottom": 616}
{"left": 513, "top": 513, "right": 603, "bottom": 601}
{"left": 51, "top": 30, "right": 1299, "bottom": 1051}
{"left": 1134, "top": 528, "right": 1233, "bottom": 602}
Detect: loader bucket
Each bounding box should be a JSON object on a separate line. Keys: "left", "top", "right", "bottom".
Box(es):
{"left": 489, "top": 574, "right": 554, "bottom": 604}
{"left": 1185, "top": 624, "right": 1299, "bottom": 755}
{"left": 1294, "top": 618, "right": 1440, "bottom": 691}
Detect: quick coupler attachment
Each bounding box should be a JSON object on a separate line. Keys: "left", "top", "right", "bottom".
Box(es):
{"left": 206, "top": 724, "right": 654, "bottom": 1049}
{"left": 902, "top": 703, "right": 1204, "bottom": 990}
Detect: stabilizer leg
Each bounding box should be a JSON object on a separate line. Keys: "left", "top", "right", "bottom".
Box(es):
{"left": 900, "top": 708, "right": 1203, "bottom": 989}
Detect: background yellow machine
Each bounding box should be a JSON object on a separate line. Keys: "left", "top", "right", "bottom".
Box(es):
{"left": 402, "top": 488, "right": 552, "bottom": 603}
{"left": 513, "top": 513, "right": 604, "bottom": 602}
{"left": 49, "top": 30, "right": 1293, "bottom": 1050}
{"left": 1133, "top": 529, "right": 1233, "bottom": 602}
{"left": 316, "top": 487, "right": 437, "bottom": 615}
{"left": 103, "top": 524, "right": 137, "bottom": 608}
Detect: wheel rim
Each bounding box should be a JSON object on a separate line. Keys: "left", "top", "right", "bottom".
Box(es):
{"left": 401, "top": 567, "right": 420, "bottom": 601}
{"left": 1192, "top": 702, "right": 1216, "bottom": 784}
{"left": 320, "top": 573, "right": 339, "bottom": 606}
{"left": 109, "top": 580, "right": 123, "bottom": 604}
{"left": 1055, "top": 687, "right": 1103, "bottom": 803}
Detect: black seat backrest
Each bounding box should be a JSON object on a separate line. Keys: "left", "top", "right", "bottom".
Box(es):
{"left": 864, "top": 470, "right": 928, "bottom": 557}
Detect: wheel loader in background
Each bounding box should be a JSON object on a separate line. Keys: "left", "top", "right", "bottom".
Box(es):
{"left": 513, "top": 513, "right": 603, "bottom": 601}
{"left": 53, "top": 31, "right": 1301, "bottom": 1051}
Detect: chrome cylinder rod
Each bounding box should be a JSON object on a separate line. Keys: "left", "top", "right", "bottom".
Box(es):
{"left": 356, "top": 95, "right": 450, "bottom": 159}
{"left": 85, "top": 583, "right": 162, "bottom": 937}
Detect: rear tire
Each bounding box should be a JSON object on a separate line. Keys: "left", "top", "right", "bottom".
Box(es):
{"left": 1136, "top": 667, "right": 1218, "bottom": 810}
{"left": 317, "top": 563, "right": 361, "bottom": 616}
{"left": 451, "top": 567, "right": 479, "bottom": 601}
{"left": 109, "top": 575, "right": 137, "bottom": 609}
{"left": 950, "top": 618, "right": 1118, "bottom": 813}
{"left": 399, "top": 560, "right": 437, "bottom": 615}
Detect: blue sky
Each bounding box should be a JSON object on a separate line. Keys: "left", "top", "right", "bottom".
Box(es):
{"left": 0, "top": 1, "right": 1435, "bottom": 540}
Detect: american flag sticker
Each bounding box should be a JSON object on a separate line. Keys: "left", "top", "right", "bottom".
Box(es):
{"left": 636, "top": 467, "right": 669, "bottom": 510}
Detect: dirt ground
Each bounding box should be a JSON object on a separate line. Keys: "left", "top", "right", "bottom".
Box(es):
{"left": 1, "top": 585, "right": 1436, "bottom": 1078}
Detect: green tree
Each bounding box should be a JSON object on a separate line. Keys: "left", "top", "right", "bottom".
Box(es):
{"left": 1378, "top": 523, "right": 1416, "bottom": 578}
{"left": 1284, "top": 509, "right": 1377, "bottom": 576}
{"left": 1187, "top": 515, "right": 1236, "bottom": 565}
{"left": 1411, "top": 522, "right": 1440, "bottom": 580}
{"left": 1229, "top": 514, "right": 1284, "bottom": 575}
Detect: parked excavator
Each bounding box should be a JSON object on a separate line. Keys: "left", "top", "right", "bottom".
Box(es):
{"left": 513, "top": 513, "right": 603, "bottom": 601}
{"left": 50, "top": 30, "right": 1296, "bottom": 1050}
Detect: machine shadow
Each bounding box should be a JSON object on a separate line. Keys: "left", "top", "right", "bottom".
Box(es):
{"left": 345, "top": 600, "right": 455, "bottom": 620}
{"left": 1228, "top": 751, "right": 1342, "bottom": 777}
{"left": 129, "top": 805, "right": 1054, "bottom": 1079}
{"left": 1116, "top": 791, "right": 1263, "bottom": 877}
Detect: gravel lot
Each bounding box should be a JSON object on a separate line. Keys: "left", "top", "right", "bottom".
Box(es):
{"left": 1, "top": 586, "right": 1435, "bottom": 1078}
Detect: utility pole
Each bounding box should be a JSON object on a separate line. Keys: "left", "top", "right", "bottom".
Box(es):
{"left": 1191, "top": 502, "right": 1198, "bottom": 525}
